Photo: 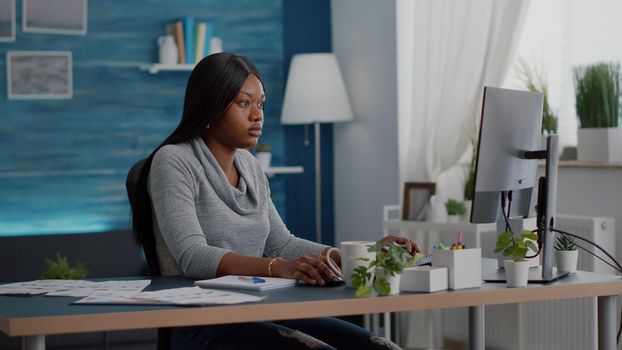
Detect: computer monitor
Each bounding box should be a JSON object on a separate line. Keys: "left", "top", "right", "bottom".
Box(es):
{"left": 470, "top": 86, "right": 567, "bottom": 283}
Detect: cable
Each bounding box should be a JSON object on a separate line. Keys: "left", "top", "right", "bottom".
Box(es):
{"left": 550, "top": 227, "right": 622, "bottom": 274}
{"left": 574, "top": 242, "right": 622, "bottom": 274}
{"left": 500, "top": 192, "right": 511, "bottom": 232}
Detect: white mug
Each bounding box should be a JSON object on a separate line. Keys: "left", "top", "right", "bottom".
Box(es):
{"left": 340, "top": 241, "right": 375, "bottom": 288}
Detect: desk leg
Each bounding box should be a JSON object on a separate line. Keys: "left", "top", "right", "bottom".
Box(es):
{"left": 22, "top": 335, "right": 45, "bottom": 350}
{"left": 468, "top": 305, "right": 484, "bottom": 350}
{"left": 598, "top": 296, "right": 616, "bottom": 350}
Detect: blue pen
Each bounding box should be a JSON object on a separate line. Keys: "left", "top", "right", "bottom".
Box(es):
{"left": 239, "top": 276, "right": 266, "bottom": 284}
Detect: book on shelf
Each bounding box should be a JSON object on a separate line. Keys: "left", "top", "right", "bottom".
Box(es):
{"left": 173, "top": 20, "right": 186, "bottom": 64}
{"left": 182, "top": 17, "right": 195, "bottom": 64}
{"left": 195, "top": 22, "right": 206, "bottom": 63}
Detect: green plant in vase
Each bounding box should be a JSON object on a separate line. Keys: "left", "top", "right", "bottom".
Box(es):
{"left": 351, "top": 242, "right": 411, "bottom": 297}
{"left": 515, "top": 58, "right": 559, "bottom": 135}
{"left": 445, "top": 199, "right": 466, "bottom": 216}
{"left": 574, "top": 63, "right": 621, "bottom": 128}
{"left": 495, "top": 229, "right": 538, "bottom": 287}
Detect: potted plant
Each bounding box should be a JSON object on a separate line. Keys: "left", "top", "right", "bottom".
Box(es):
{"left": 40, "top": 253, "right": 89, "bottom": 279}
{"left": 351, "top": 242, "right": 411, "bottom": 297}
{"left": 255, "top": 143, "right": 272, "bottom": 169}
{"left": 515, "top": 58, "right": 559, "bottom": 137}
{"left": 555, "top": 234, "right": 578, "bottom": 273}
{"left": 494, "top": 229, "right": 538, "bottom": 287}
{"left": 445, "top": 199, "right": 466, "bottom": 223}
{"left": 574, "top": 62, "right": 622, "bottom": 162}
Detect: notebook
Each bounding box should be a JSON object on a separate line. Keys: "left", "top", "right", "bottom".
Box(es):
{"left": 195, "top": 275, "right": 297, "bottom": 291}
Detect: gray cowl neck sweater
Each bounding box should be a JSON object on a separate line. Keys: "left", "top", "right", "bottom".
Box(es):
{"left": 148, "top": 137, "right": 327, "bottom": 278}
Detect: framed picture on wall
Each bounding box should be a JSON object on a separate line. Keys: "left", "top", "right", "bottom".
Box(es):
{"left": 402, "top": 182, "right": 436, "bottom": 221}
{"left": 23, "top": 0, "right": 87, "bottom": 35}
{"left": 7, "top": 51, "right": 73, "bottom": 99}
{"left": 0, "top": 0, "right": 16, "bottom": 42}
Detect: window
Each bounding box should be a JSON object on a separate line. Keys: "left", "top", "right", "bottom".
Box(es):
{"left": 503, "top": 0, "right": 622, "bottom": 151}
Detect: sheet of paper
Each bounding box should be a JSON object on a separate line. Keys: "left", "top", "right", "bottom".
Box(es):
{"left": 0, "top": 279, "right": 150, "bottom": 297}
{"left": 74, "top": 286, "right": 265, "bottom": 306}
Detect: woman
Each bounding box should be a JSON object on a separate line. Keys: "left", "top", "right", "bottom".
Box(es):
{"left": 132, "top": 52, "right": 418, "bottom": 350}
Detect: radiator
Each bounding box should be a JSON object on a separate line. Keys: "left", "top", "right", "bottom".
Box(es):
{"left": 441, "top": 214, "right": 617, "bottom": 350}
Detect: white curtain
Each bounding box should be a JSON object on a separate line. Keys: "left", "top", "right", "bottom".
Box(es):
{"left": 396, "top": 0, "right": 530, "bottom": 348}
{"left": 398, "top": 0, "right": 530, "bottom": 185}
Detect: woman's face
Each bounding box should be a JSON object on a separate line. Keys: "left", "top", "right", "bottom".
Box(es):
{"left": 208, "top": 74, "right": 265, "bottom": 150}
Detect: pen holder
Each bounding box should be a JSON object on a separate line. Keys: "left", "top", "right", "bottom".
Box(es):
{"left": 401, "top": 266, "right": 448, "bottom": 293}
{"left": 432, "top": 248, "right": 482, "bottom": 290}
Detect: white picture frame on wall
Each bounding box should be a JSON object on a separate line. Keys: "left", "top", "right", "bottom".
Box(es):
{"left": 7, "top": 51, "right": 73, "bottom": 100}
{"left": 23, "top": 0, "right": 87, "bottom": 35}
{"left": 0, "top": 0, "right": 16, "bottom": 42}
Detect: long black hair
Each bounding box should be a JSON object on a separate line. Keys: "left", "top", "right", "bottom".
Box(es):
{"left": 131, "top": 52, "right": 263, "bottom": 251}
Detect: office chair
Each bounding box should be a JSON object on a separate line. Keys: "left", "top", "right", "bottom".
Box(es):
{"left": 126, "top": 158, "right": 171, "bottom": 350}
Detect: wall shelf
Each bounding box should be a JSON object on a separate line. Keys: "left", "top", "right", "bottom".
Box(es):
{"left": 139, "top": 63, "right": 195, "bottom": 74}
{"left": 264, "top": 166, "right": 303, "bottom": 177}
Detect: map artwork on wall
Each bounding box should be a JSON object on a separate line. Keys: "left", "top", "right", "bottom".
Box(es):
{"left": 7, "top": 51, "right": 73, "bottom": 100}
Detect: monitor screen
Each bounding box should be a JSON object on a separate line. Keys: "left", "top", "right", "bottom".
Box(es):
{"left": 470, "top": 87, "right": 543, "bottom": 224}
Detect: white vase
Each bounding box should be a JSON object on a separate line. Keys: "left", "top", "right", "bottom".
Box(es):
{"left": 447, "top": 215, "right": 461, "bottom": 223}
{"left": 504, "top": 260, "right": 530, "bottom": 288}
{"left": 158, "top": 35, "right": 178, "bottom": 65}
{"left": 556, "top": 250, "right": 579, "bottom": 273}
{"left": 375, "top": 267, "right": 401, "bottom": 295}
{"left": 577, "top": 128, "right": 622, "bottom": 162}
{"left": 464, "top": 200, "right": 473, "bottom": 222}
{"left": 256, "top": 152, "right": 271, "bottom": 170}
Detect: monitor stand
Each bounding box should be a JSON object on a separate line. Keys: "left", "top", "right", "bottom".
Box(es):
{"left": 483, "top": 266, "right": 569, "bottom": 284}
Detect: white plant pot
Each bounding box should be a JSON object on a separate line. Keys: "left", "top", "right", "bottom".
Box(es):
{"left": 447, "top": 215, "right": 461, "bottom": 223}
{"left": 464, "top": 200, "right": 473, "bottom": 222}
{"left": 577, "top": 128, "right": 622, "bottom": 162}
{"left": 504, "top": 260, "right": 530, "bottom": 288}
{"left": 256, "top": 152, "right": 271, "bottom": 170}
{"left": 556, "top": 250, "right": 579, "bottom": 273}
{"left": 375, "top": 267, "right": 401, "bottom": 295}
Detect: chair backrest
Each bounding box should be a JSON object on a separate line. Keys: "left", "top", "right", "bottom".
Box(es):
{"left": 127, "top": 159, "right": 171, "bottom": 350}
{"left": 126, "top": 158, "right": 162, "bottom": 277}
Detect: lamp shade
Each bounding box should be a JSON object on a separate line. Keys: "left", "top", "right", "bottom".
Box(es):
{"left": 281, "top": 53, "right": 353, "bottom": 125}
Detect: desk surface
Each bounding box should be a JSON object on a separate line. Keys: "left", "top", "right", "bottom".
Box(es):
{"left": 1, "top": 260, "right": 621, "bottom": 337}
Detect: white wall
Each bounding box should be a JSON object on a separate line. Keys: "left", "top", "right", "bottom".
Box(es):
{"left": 331, "top": 0, "right": 399, "bottom": 242}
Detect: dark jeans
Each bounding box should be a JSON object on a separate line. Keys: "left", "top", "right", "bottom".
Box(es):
{"left": 170, "top": 317, "right": 401, "bottom": 350}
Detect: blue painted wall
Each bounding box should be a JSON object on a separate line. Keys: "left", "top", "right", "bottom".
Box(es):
{"left": 0, "top": 0, "right": 287, "bottom": 236}
{"left": 283, "top": 0, "right": 334, "bottom": 245}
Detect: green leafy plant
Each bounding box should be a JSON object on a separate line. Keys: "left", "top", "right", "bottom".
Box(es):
{"left": 255, "top": 143, "right": 271, "bottom": 153}
{"left": 574, "top": 62, "right": 621, "bottom": 128}
{"left": 515, "top": 58, "right": 559, "bottom": 135}
{"left": 351, "top": 242, "right": 411, "bottom": 297}
{"left": 555, "top": 234, "right": 577, "bottom": 251}
{"left": 494, "top": 229, "right": 538, "bottom": 262}
{"left": 40, "top": 253, "right": 89, "bottom": 279}
{"left": 464, "top": 134, "right": 477, "bottom": 201}
{"left": 445, "top": 199, "right": 466, "bottom": 216}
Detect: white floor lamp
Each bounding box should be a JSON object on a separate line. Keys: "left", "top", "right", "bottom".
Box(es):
{"left": 281, "top": 53, "right": 353, "bottom": 243}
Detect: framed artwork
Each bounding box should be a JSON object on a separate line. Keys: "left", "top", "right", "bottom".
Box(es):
{"left": 7, "top": 51, "right": 73, "bottom": 99}
{"left": 0, "top": 0, "right": 16, "bottom": 42}
{"left": 402, "top": 182, "right": 436, "bottom": 221}
{"left": 23, "top": 0, "right": 87, "bottom": 35}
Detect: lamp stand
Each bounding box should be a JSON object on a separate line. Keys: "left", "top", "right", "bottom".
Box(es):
{"left": 314, "top": 121, "right": 322, "bottom": 244}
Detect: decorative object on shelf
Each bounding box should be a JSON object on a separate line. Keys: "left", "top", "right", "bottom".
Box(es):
{"left": 444, "top": 199, "right": 466, "bottom": 223}
{"left": 432, "top": 247, "right": 481, "bottom": 289}
{"left": 0, "top": 0, "right": 16, "bottom": 42}
{"left": 7, "top": 51, "right": 72, "bottom": 99}
{"left": 555, "top": 233, "right": 578, "bottom": 273}
{"left": 166, "top": 17, "right": 214, "bottom": 65}
{"left": 209, "top": 37, "right": 223, "bottom": 55}
{"left": 23, "top": 0, "right": 87, "bottom": 35}
{"left": 494, "top": 229, "right": 538, "bottom": 287}
{"left": 281, "top": 53, "right": 354, "bottom": 244}
{"left": 574, "top": 62, "right": 622, "bottom": 162}
{"left": 255, "top": 143, "right": 272, "bottom": 170}
{"left": 402, "top": 182, "right": 436, "bottom": 221}
{"left": 40, "top": 253, "right": 89, "bottom": 279}
{"left": 158, "top": 35, "right": 178, "bottom": 65}
{"left": 351, "top": 242, "right": 411, "bottom": 297}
